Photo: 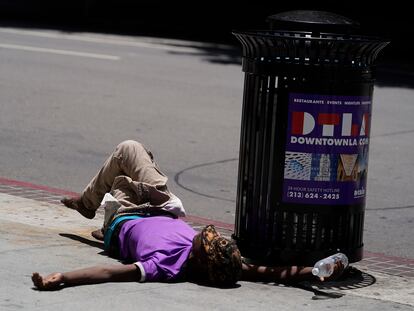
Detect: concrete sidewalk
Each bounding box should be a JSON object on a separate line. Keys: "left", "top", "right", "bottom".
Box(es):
{"left": 0, "top": 180, "right": 413, "bottom": 311}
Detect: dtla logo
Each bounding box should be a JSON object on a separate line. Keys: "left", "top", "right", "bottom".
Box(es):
{"left": 290, "top": 112, "right": 370, "bottom": 147}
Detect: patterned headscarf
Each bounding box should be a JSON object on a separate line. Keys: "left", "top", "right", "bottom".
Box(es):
{"left": 200, "top": 225, "right": 242, "bottom": 286}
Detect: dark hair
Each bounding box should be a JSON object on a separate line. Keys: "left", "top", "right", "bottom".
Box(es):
{"left": 199, "top": 225, "right": 242, "bottom": 286}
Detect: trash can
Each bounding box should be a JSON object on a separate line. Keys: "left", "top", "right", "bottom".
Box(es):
{"left": 232, "top": 10, "right": 389, "bottom": 265}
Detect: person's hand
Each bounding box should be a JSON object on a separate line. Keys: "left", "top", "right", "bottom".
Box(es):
{"left": 32, "top": 272, "right": 64, "bottom": 290}
{"left": 318, "top": 260, "right": 346, "bottom": 282}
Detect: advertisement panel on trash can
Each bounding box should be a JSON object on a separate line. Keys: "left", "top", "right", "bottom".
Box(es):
{"left": 283, "top": 93, "right": 371, "bottom": 205}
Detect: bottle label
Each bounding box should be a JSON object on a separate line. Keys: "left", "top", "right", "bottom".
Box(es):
{"left": 282, "top": 93, "right": 371, "bottom": 205}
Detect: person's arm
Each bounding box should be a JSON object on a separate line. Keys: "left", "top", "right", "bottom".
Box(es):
{"left": 241, "top": 261, "right": 345, "bottom": 283}
{"left": 241, "top": 263, "right": 314, "bottom": 282}
{"left": 32, "top": 263, "right": 140, "bottom": 291}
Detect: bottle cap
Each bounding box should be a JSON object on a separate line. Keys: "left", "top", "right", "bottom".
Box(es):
{"left": 312, "top": 267, "right": 319, "bottom": 276}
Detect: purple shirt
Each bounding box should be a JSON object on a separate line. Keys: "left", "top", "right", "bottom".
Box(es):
{"left": 118, "top": 216, "right": 196, "bottom": 282}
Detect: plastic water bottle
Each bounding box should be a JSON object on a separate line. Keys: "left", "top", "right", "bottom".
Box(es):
{"left": 312, "top": 253, "right": 349, "bottom": 278}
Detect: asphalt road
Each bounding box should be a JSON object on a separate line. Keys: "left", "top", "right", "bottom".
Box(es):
{"left": 0, "top": 26, "right": 413, "bottom": 259}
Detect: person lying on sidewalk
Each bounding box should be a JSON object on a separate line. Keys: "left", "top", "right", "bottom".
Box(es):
{"left": 31, "top": 140, "right": 345, "bottom": 290}
{"left": 31, "top": 219, "right": 345, "bottom": 290}
{"left": 60, "top": 139, "right": 186, "bottom": 241}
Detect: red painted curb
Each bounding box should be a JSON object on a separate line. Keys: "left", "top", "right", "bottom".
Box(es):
{"left": 0, "top": 177, "right": 234, "bottom": 230}
{"left": 363, "top": 251, "right": 414, "bottom": 264}
{"left": 0, "top": 177, "right": 79, "bottom": 197}
{"left": 185, "top": 215, "right": 234, "bottom": 230}
{"left": 2, "top": 177, "right": 414, "bottom": 265}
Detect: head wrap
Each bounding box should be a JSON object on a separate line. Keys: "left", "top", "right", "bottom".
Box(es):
{"left": 200, "top": 225, "right": 242, "bottom": 286}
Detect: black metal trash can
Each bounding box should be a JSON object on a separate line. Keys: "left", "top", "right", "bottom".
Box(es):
{"left": 232, "top": 11, "right": 389, "bottom": 265}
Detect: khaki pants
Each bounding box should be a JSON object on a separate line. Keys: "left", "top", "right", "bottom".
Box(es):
{"left": 81, "top": 140, "right": 171, "bottom": 213}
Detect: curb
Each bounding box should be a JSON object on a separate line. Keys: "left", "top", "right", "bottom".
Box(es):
{"left": 1, "top": 176, "right": 413, "bottom": 278}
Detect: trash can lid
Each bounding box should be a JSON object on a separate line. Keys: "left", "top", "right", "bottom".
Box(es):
{"left": 266, "top": 10, "right": 360, "bottom": 33}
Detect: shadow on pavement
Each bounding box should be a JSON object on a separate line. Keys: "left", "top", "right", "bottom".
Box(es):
{"left": 0, "top": 5, "right": 412, "bottom": 88}
{"left": 296, "top": 267, "right": 376, "bottom": 299}
{"left": 59, "top": 233, "right": 104, "bottom": 250}
{"left": 376, "top": 63, "right": 414, "bottom": 89}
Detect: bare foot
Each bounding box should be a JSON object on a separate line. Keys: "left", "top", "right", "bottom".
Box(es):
{"left": 91, "top": 228, "right": 104, "bottom": 241}
{"left": 32, "top": 272, "right": 64, "bottom": 290}
{"left": 61, "top": 197, "right": 96, "bottom": 219}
